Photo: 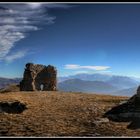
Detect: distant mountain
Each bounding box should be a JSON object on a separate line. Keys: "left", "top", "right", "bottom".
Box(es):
{"left": 58, "top": 73, "right": 112, "bottom": 82}
{"left": 106, "top": 76, "right": 139, "bottom": 89}
{"left": 0, "top": 73, "right": 139, "bottom": 97}
{"left": 0, "top": 78, "right": 21, "bottom": 89}
{"left": 131, "top": 77, "right": 140, "bottom": 83}
{"left": 58, "top": 74, "right": 140, "bottom": 90}
{"left": 112, "top": 87, "right": 137, "bottom": 97}
{"left": 58, "top": 79, "right": 119, "bottom": 94}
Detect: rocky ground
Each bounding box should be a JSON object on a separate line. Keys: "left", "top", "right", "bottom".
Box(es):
{"left": 0, "top": 91, "right": 139, "bottom": 137}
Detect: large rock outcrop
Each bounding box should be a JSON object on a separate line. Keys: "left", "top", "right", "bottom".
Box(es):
{"left": 20, "top": 63, "right": 57, "bottom": 91}
{"left": 104, "top": 85, "right": 140, "bottom": 129}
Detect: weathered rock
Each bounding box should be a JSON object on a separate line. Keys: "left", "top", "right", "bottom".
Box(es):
{"left": 20, "top": 63, "right": 57, "bottom": 91}
{"left": 136, "top": 85, "right": 140, "bottom": 98}
{"left": 0, "top": 101, "right": 27, "bottom": 114}
{"left": 104, "top": 86, "right": 140, "bottom": 129}
{"left": 94, "top": 118, "right": 109, "bottom": 124}
{"left": 127, "top": 119, "right": 140, "bottom": 129}
{"left": 104, "top": 101, "right": 137, "bottom": 122}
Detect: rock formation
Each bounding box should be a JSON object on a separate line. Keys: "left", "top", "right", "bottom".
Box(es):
{"left": 20, "top": 63, "right": 57, "bottom": 91}
{"left": 104, "top": 85, "right": 140, "bottom": 129}
{"left": 0, "top": 101, "right": 27, "bottom": 114}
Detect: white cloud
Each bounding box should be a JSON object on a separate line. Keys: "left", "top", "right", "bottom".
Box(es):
{"left": 44, "top": 4, "right": 73, "bottom": 9}
{"left": 26, "top": 3, "right": 42, "bottom": 9}
{"left": 74, "top": 71, "right": 89, "bottom": 74}
{"left": 64, "top": 64, "right": 110, "bottom": 71}
{"left": 0, "top": 3, "right": 68, "bottom": 62}
{"left": 65, "top": 64, "right": 80, "bottom": 69}
{"left": 4, "top": 50, "right": 27, "bottom": 62}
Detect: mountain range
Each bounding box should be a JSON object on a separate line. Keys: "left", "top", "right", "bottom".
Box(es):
{"left": 0, "top": 73, "right": 139, "bottom": 96}
{"left": 0, "top": 78, "right": 21, "bottom": 89}
{"left": 58, "top": 73, "right": 140, "bottom": 96}
{"left": 58, "top": 78, "right": 118, "bottom": 94}
{"left": 58, "top": 73, "right": 112, "bottom": 82}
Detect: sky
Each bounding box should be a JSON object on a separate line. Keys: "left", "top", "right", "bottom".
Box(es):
{"left": 1, "top": 3, "right": 140, "bottom": 78}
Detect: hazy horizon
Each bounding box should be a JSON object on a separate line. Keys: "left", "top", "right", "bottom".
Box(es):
{"left": 1, "top": 72, "right": 140, "bottom": 80}
{"left": 0, "top": 3, "right": 140, "bottom": 78}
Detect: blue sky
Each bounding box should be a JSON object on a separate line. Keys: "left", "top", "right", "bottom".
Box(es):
{"left": 1, "top": 3, "right": 140, "bottom": 78}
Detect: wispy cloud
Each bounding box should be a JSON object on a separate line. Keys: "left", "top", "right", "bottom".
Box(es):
{"left": 4, "top": 50, "right": 27, "bottom": 62}
{"left": 74, "top": 71, "right": 89, "bottom": 74}
{"left": 0, "top": 3, "right": 70, "bottom": 62}
{"left": 64, "top": 64, "right": 110, "bottom": 71}
{"left": 43, "top": 3, "right": 74, "bottom": 9}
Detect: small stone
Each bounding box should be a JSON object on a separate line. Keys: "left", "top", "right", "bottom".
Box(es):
{"left": 94, "top": 118, "right": 109, "bottom": 125}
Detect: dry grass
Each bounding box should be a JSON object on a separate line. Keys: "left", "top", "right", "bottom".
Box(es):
{"left": 0, "top": 91, "right": 139, "bottom": 137}
{"left": 0, "top": 84, "right": 20, "bottom": 93}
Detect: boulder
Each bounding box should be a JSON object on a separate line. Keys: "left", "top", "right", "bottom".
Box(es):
{"left": 104, "top": 86, "right": 140, "bottom": 129}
